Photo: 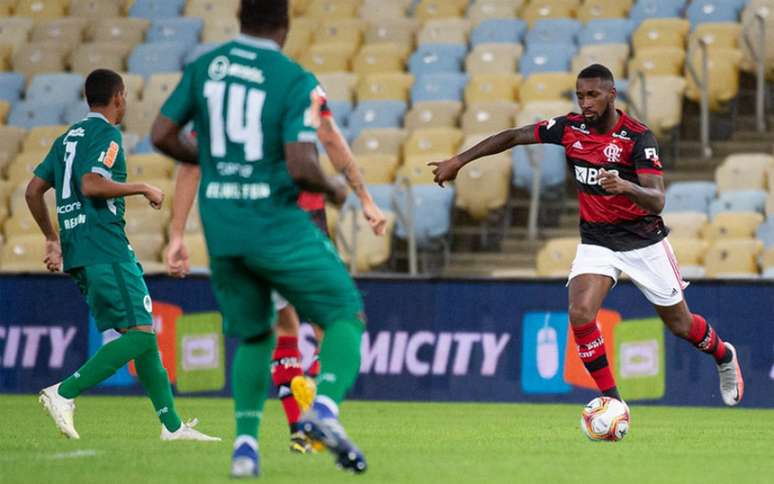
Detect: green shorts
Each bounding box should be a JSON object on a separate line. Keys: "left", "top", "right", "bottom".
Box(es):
{"left": 69, "top": 260, "right": 153, "bottom": 332}
{"left": 209, "top": 225, "right": 363, "bottom": 340}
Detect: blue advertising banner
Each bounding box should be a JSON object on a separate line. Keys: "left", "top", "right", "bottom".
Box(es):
{"left": 1, "top": 275, "right": 772, "bottom": 407}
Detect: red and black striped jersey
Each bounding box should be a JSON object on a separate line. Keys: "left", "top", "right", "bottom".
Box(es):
{"left": 297, "top": 85, "right": 333, "bottom": 212}
{"left": 534, "top": 110, "right": 668, "bottom": 251}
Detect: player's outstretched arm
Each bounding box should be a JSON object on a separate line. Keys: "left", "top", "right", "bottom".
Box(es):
{"left": 429, "top": 124, "right": 539, "bottom": 187}
{"left": 286, "top": 142, "right": 348, "bottom": 206}
{"left": 317, "top": 116, "right": 387, "bottom": 236}
{"left": 81, "top": 174, "right": 164, "bottom": 209}
{"left": 25, "top": 176, "right": 61, "bottom": 272}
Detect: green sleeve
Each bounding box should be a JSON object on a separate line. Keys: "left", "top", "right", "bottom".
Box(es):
{"left": 161, "top": 62, "right": 196, "bottom": 126}
{"left": 282, "top": 71, "right": 321, "bottom": 144}
{"left": 33, "top": 146, "right": 57, "bottom": 185}
{"left": 75, "top": 128, "right": 123, "bottom": 181}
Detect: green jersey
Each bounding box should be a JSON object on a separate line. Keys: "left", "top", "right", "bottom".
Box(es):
{"left": 34, "top": 113, "right": 132, "bottom": 271}
{"left": 160, "top": 35, "right": 322, "bottom": 257}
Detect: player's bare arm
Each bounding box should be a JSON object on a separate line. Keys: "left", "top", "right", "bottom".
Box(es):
{"left": 429, "top": 124, "right": 538, "bottom": 186}
{"left": 599, "top": 170, "right": 665, "bottom": 214}
{"left": 25, "top": 176, "right": 62, "bottom": 272}
{"left": 318, "top": 116, "right": 387, "bottom": 235}
{"left": 150, "top": 115, "right": 198, "bottom": 164}
{"left": 81, "top": 173, "right": 164, "bottom": 209}
{"left": 286, "top": 142, "right": 347, "bottom": 206}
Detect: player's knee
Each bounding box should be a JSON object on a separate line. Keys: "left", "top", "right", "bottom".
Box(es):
{"left": 664, "top": 316, "right": 692, "bottom": 339}
{"left": 569, "top": 302, "right": 597, "bottom": 325}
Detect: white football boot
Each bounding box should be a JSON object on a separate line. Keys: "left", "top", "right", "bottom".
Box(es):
{"left": 161, "top": 418, "right": 221, "bottom": 441}
{"left": 717, "top": 343, "right": 744, "bottom": 406}
{"left": 39, "top": 383, "right": 80, "bottom": 439}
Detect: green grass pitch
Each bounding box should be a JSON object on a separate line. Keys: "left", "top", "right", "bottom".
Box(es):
{"left": 1, "top": 395, "right": 773, "bottom": 484}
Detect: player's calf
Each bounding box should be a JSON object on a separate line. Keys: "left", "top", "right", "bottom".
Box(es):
{"left": 572, "top": 320, "right": 621, "bottom": 400}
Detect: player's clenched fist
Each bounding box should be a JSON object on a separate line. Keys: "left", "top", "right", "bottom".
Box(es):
{"left": 143, "top": 183, "right": 165, "bottom": 209}
{"left": 599, "top": 169, "right": 629, "bottom": 195}
{"left": 428, "top": 156, "right": 463, "bottom": 187}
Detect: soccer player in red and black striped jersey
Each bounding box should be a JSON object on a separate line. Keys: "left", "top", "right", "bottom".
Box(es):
{"left": 430, "top": 64, "right": 743, "bottom": 410}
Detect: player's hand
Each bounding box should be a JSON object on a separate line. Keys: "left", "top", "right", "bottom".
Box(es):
{"left": 327, "top": 178, "right": 348, "bottom": 207}
{"left": 165, "top": 236, "right": 189, "bottom": 278}
{"left": 43, "top": 239, "right": 62, "bottom": 272}
{"left": 143, "top": 183, "right": 164, "bottom": 210}
{"left": 599, "top": 169, "right": 629, "bottom": 195}
{"left": 428, "top": 156, "right": 463, "bottom": 187}
{"left": 362, "top": 199, "right": 387, "bottom": 236}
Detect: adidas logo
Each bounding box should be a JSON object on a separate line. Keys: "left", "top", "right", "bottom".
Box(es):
{"left": 572, "top": 141, "right": 584, "bottom": 150}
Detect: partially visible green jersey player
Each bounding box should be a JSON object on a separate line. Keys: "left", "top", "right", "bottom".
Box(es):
{"left": 27, "top": 69, "right": 219, "bottom": 443}
{"left": 151, "top": 0, "right": 367, "bottom": 477}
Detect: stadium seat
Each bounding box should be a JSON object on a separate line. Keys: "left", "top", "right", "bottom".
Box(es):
{"left": 689, "top": 22, "right": 742, "bottom": 51}
{"left": 300, "top": 43, "right": 354, "bottom": 74}
{"left": 403, "top": 127, "right": 463, "bottom": 159}
{"left": 687, "top": 1, "right": 739, "bottom": 26}
{"left": 325, "top": 100, "right": 352, "bottom": 129}
{"left": 703, "top": 211, "right": 764, "bottom": 240}
{"left": 0, "top": 44, "right": 12, "bottom": 72}
{"left": 284, "top": 24, "right": 312, "bottom": 59}
{"left": 668, "top": 237, "right": 707, "bottom": 278}
{"left": 126, "top": 153, "right": 174, "bottom": 180}
{"left": 739, "top": 2, "right": 774, "bottom": 80}
{"left": 129, "top": 0, "right": 185, "bottom": 19}
{"left": 757, "top": 218, "right": 774, "bottom": 249}
{"left": 519, "top": 73, "right": 575, "bottom": 102}
{"left": 336, "top": 208, "right": 396, "bottom": 272}
{"left": 351, "top": 128, "right": 408, "bottom": 158}
{"left": 179, "top": 231, "right": 209, "bottom": 270}
{"left": 123, "top": 100, "right": 161, "bottom": 137}
{"left": 467, "top": 0, "right": 522, "bottom": 26}
{"left": 0, "top": 17, "right": 33, "bottom": 52}
{"left": 408, "top": 43, "right": 468, "bottom": 75}
{"left": 417, "top": 19, "right": 471, "bottom": 46}
{"left": 578, "top": 19, "right": 635, "bottom": 46}
{"left": 305, "top": 0, "right": 359, "bottom": 18}
{"left": 462, "top": 101, "right": 518, "bottom": 136}
{"left": 14, "top": 0, "right": 66, "bottom": 21}
{"left": 626, "top": 75, "right": 686, "bottom": 136}
{"left": 0, "top": 235, "right": 46, "bottom": 272}
{"left": 143, "top": 73, "right": 182, "bottom": 107}
{"left": 685, "top": 48, "right": 743, "bottom": 111}
{"left": 125, "top": 208, "right": 167, "bottom": 239}
{"left": 61, "top": 100, "right": 87, "bottom": 125}
{"left": 715, "top": 153, "right": 773, "bottom": 193}
{"left": 512, "top": 144, "right": 567, "bottom": 191}
{"left": 70, "top": 42, "right": 129, "bottom": 75}
{"left": 465, "top": 74, "right": 521, "bottom": 104}
{"left": 629, "top": 0, "right": 685, "bottom": 25}
{"left": 201, "top": 17, "right": 240, "bottom": 44}
{"left": 120, "top": 72, "right": 145, "bottom": 103}
{"left": 129, "top": 232, "right": 165, "bottom": 266}
{"left": 70, "top": 0, "right": 123, "bottom": 18}
{"left": 536, "top": 237, "right": 580, "bottom": 277}
{"left": 519, "top": 44, "right": 576, "bottom": 76}
{"left": 454, "top": 153, "right": 512, "bottom": 220}
{"left": 364, "top": 18, "right": 419, "bottom": 51}
{"left": 30, "top": 18, "right": 88, "bottom": 52}
{"left": 0, "top": 72, "right": 25, "bottom": 103}
{"left": 358, "top": 0, "right": 408, "bottom": 21}
{"left": 572, "top": 44, "right": 629, "bottom": 80}
{"left": 353, "top": 154, "right": 400, "bottom": 184}
{"left": 12, "top": 42, "right": 68, "bottom": 80}
{"left": 317, "top": 72, "right": 358, "bottom": 103}
{"left": 26, "top": 74, "right": 84, "bottom": 106}
{"left": 664, "top": 181, "right": 717, "bottom": 214}
{"left": 393, "top": 184, "right": 455, "bottom": 249}
{"left": 414, "top": 0, "right": 466, "bottom": 21}
{"left": 313, "top": 18, "right": 365, "bottom": 47}
{"left": 89, "top": 18, "right": 150, "bottom": 46}
{"left": 3, "top": 211, "right": 42, "bottom": 237}
{"left": 185, "top": 43, "right": 217, "bottom": 65}
{"left": 521, "top": 2, "right": 578, "bottom": 27}
{"left": 577, "top": 0, "right": 632, "bottom": 23}
{"left": 525, "top": 19, "right": 582, "bottom": 48}
{"left": 465, "top": 43, "right": 523, "bottom": 75}
{"left": 0, "top": 126, "right": 26, "bottom": 173}
{"left": 470, "top": 19, "right": 527, "bottom": 45}
{"left": 128, "top": 42, "right": 188, "bottom": 78}
{"left": 704, "top": 239, "right": 762, "bottom": 278}
{"left": 348, "top": 100, "right": 407, "bottom": 139}
{"left": 762, "top": 247, "right": 774, "bottom": 278}
{"left": 0, "top": 100, "right": 9, "bottom": 125}
{"left": 709, "top": 190, "right": 768, "bottom": 218}
{"left": 632, "top": 18, "right": 691, "bottom": 51}
{"left": 663, "top": 212, "right": 708, "bottom": 238}
{"left": 411, "top": 73, "right": 468, "bottom": 103}
{"left": 516, "top": 100, "right": 575, "bottom": 126}
{"left": 6, "top": 152, "right": 43, "bottom": 184}
{"left": 404, "top": 101, "right": 462, "bottom": 131}
{"left": 353, "top": 45, "right": 405, "bottom": 76}
{"left": 8, "top": 102, "right": 65, "bottom": 129}
{"left": 147, "top": 18, "right": 203, "bottom": 50}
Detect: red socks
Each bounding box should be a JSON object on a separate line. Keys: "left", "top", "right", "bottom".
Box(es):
{"left": 572, "top": 321, "right": 619, "bottom": 397}
{"left": 686, "top": 314, "right": 729, "bottom": 364}
{"left": 271, "top": 336, "right": 304, "bottom": 431}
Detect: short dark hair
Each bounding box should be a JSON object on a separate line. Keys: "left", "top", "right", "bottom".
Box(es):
{"left": 239, "top": 0, "right": 289, "bottom": 34}
{"left": 84, "top": 69, "right": 124, "bottom": 107}
{"left": 577, "top": 64, "right": 615, "bottom": 84}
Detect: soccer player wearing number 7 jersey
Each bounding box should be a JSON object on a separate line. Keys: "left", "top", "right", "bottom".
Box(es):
{"left": 26, "top": 69, "right": 219, "bottom": 443}
{"left": 150, "top": 0, "right": 367, "bottom": 477}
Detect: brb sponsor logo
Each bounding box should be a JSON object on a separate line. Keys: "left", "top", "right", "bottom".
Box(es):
{"left": 0, "top": 325, "right": 78, "bottom": 369}
{"left": 359, "top": 331, "right": 511, "bottom": 377}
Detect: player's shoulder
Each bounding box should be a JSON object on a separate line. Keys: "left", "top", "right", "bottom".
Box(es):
{"left": 619, "top": 111, "right": 651, "bottom": 136}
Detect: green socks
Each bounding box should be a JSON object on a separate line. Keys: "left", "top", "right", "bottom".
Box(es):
{"left": 232, "top": 333, "right": 274, "bottom": 438}
{"left": 135, "top": 339, "right": 182, "bottom": 432}
{"left": 58, "top": 330, "right": 156, "bottom": 399}
{"left": 316, "top": 318, "right": 364, "bottom": 404}
{"left": 58, "top": 330, "right": 182, "bottom": 432}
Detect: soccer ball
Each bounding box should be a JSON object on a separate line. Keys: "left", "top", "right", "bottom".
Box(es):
{"left": 580, "top": 397, "right": 630, "bottom": 442}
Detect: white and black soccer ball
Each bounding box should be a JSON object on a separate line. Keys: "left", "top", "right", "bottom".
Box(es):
{"left": 580, "top": 396, "right": 630, "bottom": 442}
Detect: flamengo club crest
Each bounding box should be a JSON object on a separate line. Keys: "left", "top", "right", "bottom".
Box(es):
{"left": 603, "top": 143, "right": 623, "bottom": 163}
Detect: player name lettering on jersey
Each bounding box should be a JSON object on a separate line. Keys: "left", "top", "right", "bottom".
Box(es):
{"left": 63, "top": 214, "right": 86, "bottom": 230}
{"left": 217, "top": 162, "right": 254, "bottom": 178}
{"left": 205, "top": 182, "right": 271, "bottom": 200}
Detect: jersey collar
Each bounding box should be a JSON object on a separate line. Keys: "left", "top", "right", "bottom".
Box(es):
{"left": 235, "top": 34, "right": 280, "bottom": 51}
{"left": 86, "top": 112, "right": 111, "bottom": 124}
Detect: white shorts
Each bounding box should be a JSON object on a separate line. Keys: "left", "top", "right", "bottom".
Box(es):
{"left": 567, "top": 238, "right": 688, "bottom": 307}
{"left": 271, "top": 291, "right": 289, "bottom": 311}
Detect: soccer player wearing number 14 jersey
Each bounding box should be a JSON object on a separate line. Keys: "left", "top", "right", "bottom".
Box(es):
{"left": 430, "top": 64, "right": 743, "bottom": 410}
{"left": 26, "top": 69, "right": 219, "bottom": 442}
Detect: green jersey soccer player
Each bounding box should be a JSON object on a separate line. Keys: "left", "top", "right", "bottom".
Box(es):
{"left": 151, "top": 0, "right": 367, "bottom": 477}
{"left": 27, "top": 69, "right": 218, "bottom": 443}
